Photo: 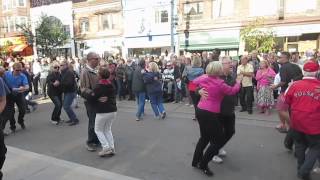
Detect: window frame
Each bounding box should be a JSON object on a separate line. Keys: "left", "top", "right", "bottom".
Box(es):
{"left": 79, "top": 18, "right": 89, "bottom": 34}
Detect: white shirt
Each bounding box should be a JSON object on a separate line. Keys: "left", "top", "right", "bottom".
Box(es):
{"left": 33, "top": 62, "right": 41, "bottom": 75}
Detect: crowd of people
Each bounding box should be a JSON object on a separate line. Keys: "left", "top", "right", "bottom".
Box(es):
{"left": 0, "top": 49, "right": 319, "bottom": 179}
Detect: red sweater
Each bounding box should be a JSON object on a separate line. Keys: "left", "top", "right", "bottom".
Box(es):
{"left": 285, "top": 78, "right": 320, "bottom": 135}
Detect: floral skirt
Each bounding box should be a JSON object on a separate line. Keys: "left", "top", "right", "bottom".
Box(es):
{"left": 257, "top": 86, "right": 274, "bottom": 108}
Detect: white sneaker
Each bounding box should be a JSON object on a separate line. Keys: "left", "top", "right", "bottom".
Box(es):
{"left": 219, "top": 149, "right": 227, "bottom": 157}
{"left": 313, "top": 167, "right": 320, "bottom": 174}
{"left": 212, "top": 156, "right": 223, "bottom": 164}
{"left": 98, "top": 148, "right": 113, "bottom": 157}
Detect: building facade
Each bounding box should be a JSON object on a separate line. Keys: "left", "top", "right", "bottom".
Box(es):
{"left": 177, "top": 0, "right": 320, "bottom": 56}
{"left": 30, "top": 0, "right": 75, "bottom": 58}
{"left": 73, "top": 0, "right": 123, "bottom": 58}
{"left": 122, "top": 0, "right": 176, "bottom": 58}
{"left": 0, "top": 0, "right": 33, "bottom": 57}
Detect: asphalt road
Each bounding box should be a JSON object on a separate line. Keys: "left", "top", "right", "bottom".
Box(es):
{"left": 4, "top": 99, "right": 319, "bottom": 180}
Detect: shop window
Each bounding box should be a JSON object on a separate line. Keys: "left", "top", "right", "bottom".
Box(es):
{"left": 80, "top": 18, "right": 89, "bottom": 34}
{"left": 18, "top": 0, "right": 25, "bottom": 7}
{"left": 288, "top": 36, "right": 299, "bottom": 42}
{"left": 300, "top": 33, "right": 318, "bottom": 41}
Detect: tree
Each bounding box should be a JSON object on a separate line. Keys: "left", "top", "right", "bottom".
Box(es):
{"left": 240, "top": 18, "right": 275, "bottom": 53}
{"left": 35, "top": 15, "right": 68, "bottom": 56}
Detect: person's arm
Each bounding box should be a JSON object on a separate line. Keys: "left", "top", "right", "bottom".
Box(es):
{"left": 271, "top": 68, "right": 286, "bottom": 90}
{"left": 220, "top": 80, "right": 241, "bottom": 96}
{"left": 80, "top": 71, "right": 93, "bottom": 98}
{"left": 255, "top": 70, "right": 263, "bottom": 81}
{"left": 18, "top": 74, "right": 29, "bottom": 93}
{"left": 0, "top": 79, "right": 6, "bottom": 113}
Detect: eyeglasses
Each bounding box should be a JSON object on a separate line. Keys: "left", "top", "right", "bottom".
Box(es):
{"left": 53, "top": 67, "right": 59, "bottom": 69}
{"left": 15, "top": 69, "right": 22, "bottom": 72}
{"left": 60, "top": 64, "right": 66, "bottom": 67}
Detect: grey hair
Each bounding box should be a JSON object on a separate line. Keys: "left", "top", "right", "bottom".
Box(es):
{"left": 303, "top": 71, "right": 318, "bottom": 77}
{"left": 221, "top": 56, "right": 232, "bottom": 62}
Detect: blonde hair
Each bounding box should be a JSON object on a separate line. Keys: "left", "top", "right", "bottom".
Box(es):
{"left": 12, "top": 62, "right": 22, "bottom": 69}
{"left": 50, "top": 61, "right": 60, "bottom": 71}
{"left": 260, "top": 60, "right": 270, "bottom": 68}
{"left": 206, "top": 61, "right": 223, "bottom": 76}
{"left": 148, "top": 62, "right": 160, "bottom": 72}
{"left": 191, "top": 55, "right": 202, "bottom": 67}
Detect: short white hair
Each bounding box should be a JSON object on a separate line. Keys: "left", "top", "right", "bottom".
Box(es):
{"left": 303, "top": 71, "right": 318, "bottom": 77}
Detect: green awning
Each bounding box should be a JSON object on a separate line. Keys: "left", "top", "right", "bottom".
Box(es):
{"left": 179, "top": 30, "right": 240, "bottom": 51}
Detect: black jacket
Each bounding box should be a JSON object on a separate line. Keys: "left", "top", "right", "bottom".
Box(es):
{"left": 61, "top": 69, "right": 76, "bottom": 93}
{"left": 88, "top": 81, "right": 117, "bottom": 113}
{"left": 47, "top": 72, "right": 62, "bottom": 96}
{"left": 132, "top": 66, "right": 145, "bottom": 93}
{"left": 220, "top": 74, "right": 237, "bottom": 115}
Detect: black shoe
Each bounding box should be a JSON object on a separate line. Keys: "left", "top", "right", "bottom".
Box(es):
{"left": 20, "top": 123, "right": 26, "bottom": 130}
{"left": 161, "top": 112, "right": 167, "bottom": 119}
{"left": 240, "top": 109, "right": 247, "bottom": 112}
{"left": 26, "top": 109, "right": 31, "bottom": 114}
{"left": 248, "top": 110, "right": 253, "bottom": 114}
{"left": 200, "top": 166, "right": 214, "bottom": 177}
{"left": 65, "top": 120, "right": 73, "bottom": 124}
{"left": 298, "top": 174, "right": 311, "bottom": 180}
{"left": 86, "top": 144, "right": 97, "bottom": 152}
{"left": 68, "top": 121, "right": 79, "bottom": 126}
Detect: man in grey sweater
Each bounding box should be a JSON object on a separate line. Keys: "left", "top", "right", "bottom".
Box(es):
{"left": 80, "top": 52, "right": 107, "bottom": 151}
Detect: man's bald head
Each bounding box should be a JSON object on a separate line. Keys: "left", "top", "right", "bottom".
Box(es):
{"left": 86, "top": 52, "right": 100, "bottom": 68}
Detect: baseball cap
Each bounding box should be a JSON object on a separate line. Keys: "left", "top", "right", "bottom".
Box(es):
{"left": 303, "top": 60, "right": 319, "bottom": 72}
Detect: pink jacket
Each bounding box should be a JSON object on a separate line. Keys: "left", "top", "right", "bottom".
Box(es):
{"left": 255, "top": 68, "right": 276, "bottom": 90}
{"left": 193, "top": 75, "right": 240, "bottom": 113}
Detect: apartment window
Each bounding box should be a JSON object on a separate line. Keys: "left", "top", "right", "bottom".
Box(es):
{"left": 155, "top": 10, "right": 169, "bottom": 23}
{"left": 18, "top": 0, "right": 25, "bottom": 6}
{"left": 16, "top": 16, "right": 27, "bottom": 31}
{"left": 8, "top": 17, "right": 15, "bottom": 32}
{"left": 63, "top": 25, "right": 70, "bottom": 37}
{"left": 80, "top": 18, "right": 89, "bottom": 34}
{"left": 100, "top": 13, "right": 120, "bottom": 31}
{"left": 2, "top": 0, "right": 26, "bottom": 10}
{"left": 285, "top": 0, "right": 316, "bottom": 13}
{"left": 249, "top": 0, "right": 278, "bottom": 16}
{"left": 212, "top": 0, "right": 234, "bottom": 17}
{"left": 184, "top": 1, "right": 204, "bottom": 15}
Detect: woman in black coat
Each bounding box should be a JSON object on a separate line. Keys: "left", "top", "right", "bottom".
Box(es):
{"left": 47, "top": 62, "right": 63, "bottom": 125}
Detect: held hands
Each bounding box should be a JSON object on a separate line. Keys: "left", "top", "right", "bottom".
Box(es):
{"left": 199, "top": 88, "right": 209, "bottom": 100}
{"left": 53, "top": 80, "right": 60, "bottom": 87}
{"left": 270, "top": 84, "right": 277, "bottom": 90}
{"left": 236, "top": 76, "right": 243, "bottom": 84}
{"left": 98, "top": 96, "right": 108, "bottom": 103}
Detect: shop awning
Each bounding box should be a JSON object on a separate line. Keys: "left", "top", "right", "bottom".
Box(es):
{"left": 179, "top": 30, "right": 240, "bottom": 51}
{"left": 12, "top": 44, "right": 28, "bottom": 52}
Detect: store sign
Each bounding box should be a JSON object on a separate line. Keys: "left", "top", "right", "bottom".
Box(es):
{"left": 0, "top": 37, "right": 26, "bottom": 46}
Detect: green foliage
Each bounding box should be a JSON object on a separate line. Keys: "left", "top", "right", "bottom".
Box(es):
{"left": 240, "top": 18, "right": 275, "bottom": 53}
{"left": 0, "top": 40, "right": 13, "bottom": 55}
{"left": 35, "top": 15, "right": 68, "bottom": 56}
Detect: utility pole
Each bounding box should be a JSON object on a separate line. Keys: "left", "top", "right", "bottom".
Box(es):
{"left": 170, "top": 0, "right": 175, "bottom": 54}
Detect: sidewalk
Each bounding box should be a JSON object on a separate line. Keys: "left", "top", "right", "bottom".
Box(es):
{"left": 3, "top": 146, "right": 140, "bottom": 180}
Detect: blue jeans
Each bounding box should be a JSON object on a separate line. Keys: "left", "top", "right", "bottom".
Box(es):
{"left": 49, "top": 95, "right": 62, "bottom": 122}
{"left": 149, "top": 93, "right": 165, "bottom": 117}
{"left": 63, "top": 92, "right": 78, "bottom": 122}
{"left": 135, "top": 92, "right": 146, "bottom": 118}
{"left": 116, "top": 79, "right": 125, "bottom": 98}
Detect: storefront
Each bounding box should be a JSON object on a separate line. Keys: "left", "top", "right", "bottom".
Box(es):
{"left": 178, "top": 29, "right": 240, "bottom": 56}
{"left": 79, "top": 37, "right": 122, "bottom": 58}
{"left": 273, "top": 24, "right": 320, "bottom": 54}
{"left": 0, "top": 36, "right": 33, "bottom": 57}
{"left": 124, "top": 35, "right": 171, "bottom": 57}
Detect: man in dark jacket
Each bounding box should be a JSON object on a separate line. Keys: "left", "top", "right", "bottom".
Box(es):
{"left": 198, "top": 56, "right": 237, "bottom": 163}
{"left": 60, "top": 60, "right": 79, "bottom": 126}
{"left": 132, "top": 59, "right": 146, "bottom": 121}
{"left": 125, "top": 58, "right": 136, "bottom": 101}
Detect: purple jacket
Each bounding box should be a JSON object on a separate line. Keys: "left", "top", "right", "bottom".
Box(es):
{"left": 193, "top": 75, "right": 240, "bottom": 113}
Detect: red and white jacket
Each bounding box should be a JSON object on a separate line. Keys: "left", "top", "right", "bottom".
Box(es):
{"left": 285, "top": 77, "right": 320, "bottom": 135}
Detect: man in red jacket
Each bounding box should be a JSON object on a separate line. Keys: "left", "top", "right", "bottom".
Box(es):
{"left": 285, "top": 60, "right": 320, "bottom": 180}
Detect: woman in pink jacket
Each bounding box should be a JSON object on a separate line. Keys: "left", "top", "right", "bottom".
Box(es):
{"left": 255, "top": 60, "right": 276, "bottom": 114}
{"left": 191, "top": 61, "right": 241, "bottom": 177}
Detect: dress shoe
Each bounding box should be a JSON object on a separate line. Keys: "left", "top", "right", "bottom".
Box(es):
{"left": 239, "top": 109, "right": 247, "bottom": 112}
{"left": 20, "top": 123, "right": 26, "bottom": 130}
{"left": 200, "top": 166, "right": 214, "bottom": 177}
{"left": 69, "top": 121, "right": 79, "bottom": 126}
